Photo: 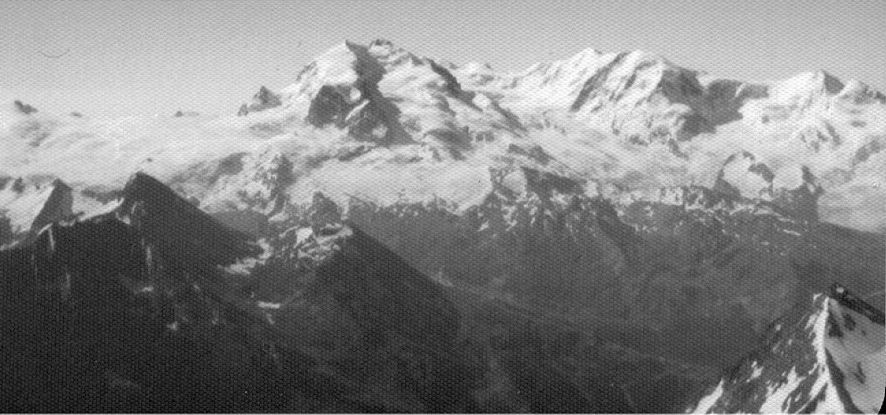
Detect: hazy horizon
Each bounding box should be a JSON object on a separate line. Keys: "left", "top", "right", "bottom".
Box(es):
{"left": 2, "top": 0, "right": 884, "bottom": 118}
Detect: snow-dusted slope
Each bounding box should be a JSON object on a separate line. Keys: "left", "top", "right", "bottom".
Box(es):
{"left": 690, "top": 284, "right": 885, "bottom": 413}
{"left": 3, "top": 173, "right": 730, "bottom": 412}
{"left": 0, "top": 177, "right": 73, "bottom": 248}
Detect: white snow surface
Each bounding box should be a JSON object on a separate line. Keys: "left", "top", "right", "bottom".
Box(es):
{"left": 2, "top": 41, "right": 885, "bottom": 232}
{"left": 691, "top": 292, "right": 885, "bottom": 413}
{"left": 822, "top": 299, "right": 885, "bottom": 413}
{"left": 0, "top": 179, "right": 58, "bottom": 233}
{"left": 691, "top": 380, "right": 725, "bottom": 414}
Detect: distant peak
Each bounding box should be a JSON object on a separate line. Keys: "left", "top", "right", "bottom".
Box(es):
{"left": 237, "top": 85, "right": 282, "bottom": 116}
{"left": 172, "top": 110, "right": 199, "bottom": 118}
{"left": 781, "top": 70, "right": 845, "bottom": 95}
{"left": 462, "top": 61, "right": 493, "bottom": 72}
{"left": 252, "top": 86, "right": 281, "bottom": 106}
{"left": 13, "top": 100, "right": 38, "bottom": 115}
{"left": 837, "top": 79, "right": 886, "bottom": 104}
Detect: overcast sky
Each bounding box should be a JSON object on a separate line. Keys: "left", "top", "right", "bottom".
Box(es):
{"left": 1, "top": 0, "right": 884, "bottom": 118}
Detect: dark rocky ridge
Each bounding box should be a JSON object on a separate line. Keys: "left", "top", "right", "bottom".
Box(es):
{"left": 29, "top": 179, "right": 74, "bottom": 235}
{"left": 2, "top": 170, "right": 882, "bottom": 412}
{"left": 0, "top": 172, "right": 720, "bottom": 412}
{"left": 344, "top": 172, "right": 883, "bottom": 369}
{"left": 14, "top": 99, "right": 38, "bottom": 115}
{"left": 118, "top": 172, "right": 262, "bottom": 268}
{"left": 0, "top": 173, "right": 467, "bottom": 411}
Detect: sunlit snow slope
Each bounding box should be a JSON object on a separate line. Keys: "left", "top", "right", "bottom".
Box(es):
{"left": 690, "top": 284, "right": 885, "bottom": 413}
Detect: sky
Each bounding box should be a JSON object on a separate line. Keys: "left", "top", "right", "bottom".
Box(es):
{"left": 1, "top": 0, "right": 884, "bottom": 118}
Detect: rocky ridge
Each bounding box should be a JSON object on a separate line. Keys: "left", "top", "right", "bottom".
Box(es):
{"left": 690, "top": 284, "right": 884, "bottom": 413}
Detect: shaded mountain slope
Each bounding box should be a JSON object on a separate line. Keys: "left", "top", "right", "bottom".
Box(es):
{"left": 2, "top": 172, "right": 733, "bottom": 412}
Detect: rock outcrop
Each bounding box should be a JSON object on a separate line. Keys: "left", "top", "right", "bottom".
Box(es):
{"left": 300, "top": 42, "right": 410, "bottom": 144}
{"left": 13, "top": 100, "right": 37, "bottom": 115}
{"left": 237, "top": 86, "right": 282, "bottom": 116}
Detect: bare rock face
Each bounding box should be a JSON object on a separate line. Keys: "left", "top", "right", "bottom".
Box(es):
{"left": 305, "top": 84, "right": 355, "bottom": 126}
{"left": 793, "top": 119, "right": 842, "bottom": 152}
{"left": 300, "top": 42, "right": 410, "bottom": 145}
{"left": 852, "top": 136, "right": 884, "bottom": 167}
{"left": 29, "top": 179, "right": 74, "bottom": 234}
{"left": 13, "top": 100, "right": 37, "bottom": 115}
{"left": 0, "top": 215, "right": 11, "bottom": 248}
{"left": 118, "top": 172, "right": 261, "bottom": 268}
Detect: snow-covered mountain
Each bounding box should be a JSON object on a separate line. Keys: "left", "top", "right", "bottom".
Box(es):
{"left": 1, "top": 40, "right": 883, "bottom": 412}
{"left": 690, "top": 284, "right": 884, "bottom": 413}
{"left": 3, "top": 40, "right": 885, "bottom": 233}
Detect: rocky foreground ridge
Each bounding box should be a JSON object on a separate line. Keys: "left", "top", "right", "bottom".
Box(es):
{"left": 1, "top": 171, "right": 882, "bottom": 412}
{"left": 690, "top": 284, "right": 884, "bottom": 413}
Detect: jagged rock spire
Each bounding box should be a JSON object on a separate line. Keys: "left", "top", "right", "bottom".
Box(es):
{"left": 236, "top": 85, "right": 282, "bottom": 116}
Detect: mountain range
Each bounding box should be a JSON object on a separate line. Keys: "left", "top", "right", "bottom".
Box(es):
{"left": 0, "top": 39, "right": 883, "bottom": 412}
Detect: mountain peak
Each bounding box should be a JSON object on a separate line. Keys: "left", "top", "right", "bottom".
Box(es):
{"left": 623, "top": 49, "right": 676, "bottom": 69}
{"left": 691, "top": 284, "right": 884, "bottom": 413}
{"left": 285, "top": 41, "right": 386, "bottom": 96}
{"left": 237, "top": 85, "right": 282, "bottom": 116}
{"left": 118, "top": 172, "right": 260, "bottom": 267}
{"left": 770, "top": 70, "right": 845, "bottom": 101}
{"left": 287, "top": 41, "right": 411, "bottom": 144}
{"left": 837, "top": 79, "right": 886, "bottom": 104}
